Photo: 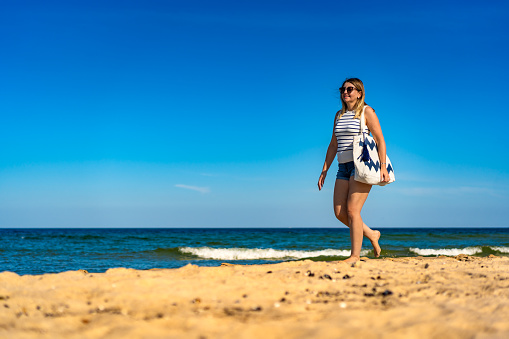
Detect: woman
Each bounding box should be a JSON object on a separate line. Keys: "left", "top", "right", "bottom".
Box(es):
{"left": 317, "top": 78, "right": 389, "bottom": 263}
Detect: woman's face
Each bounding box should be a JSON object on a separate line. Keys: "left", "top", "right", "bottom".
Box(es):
{"left": 341, "top": 82, "right": 361, "bottom": 104}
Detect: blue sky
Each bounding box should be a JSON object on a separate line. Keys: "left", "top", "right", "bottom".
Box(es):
{"left": 1, "top": 0, "right": 508, "bottom": 227}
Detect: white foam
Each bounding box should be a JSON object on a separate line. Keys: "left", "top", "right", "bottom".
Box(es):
{"left": 409, "top": 247, "right": 482, "bottom": 256}
{"left": 179, "top": 247, "right": 368, "bottom": 260}
{"left": 491, "top": 246, "right": 509, "bottom": 253}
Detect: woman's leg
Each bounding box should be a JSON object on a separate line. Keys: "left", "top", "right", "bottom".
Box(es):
{"left": 344, "top": 177, "right": 373, "bottom": 262}
{"left": 333, "top": 179, "right": 381, "bottom": 258}
{"left": 333, "top": 178, "right": 350, "bottom": 224}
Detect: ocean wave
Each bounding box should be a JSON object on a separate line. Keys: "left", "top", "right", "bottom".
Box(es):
{"left": 178, "top": 247, "right": 368, "bottom": 260}
{"left": 491, "top": 246, "right": 509, "bottom": 253}
{"left": 409, "top": 247, "right": 482, "bottom": 256}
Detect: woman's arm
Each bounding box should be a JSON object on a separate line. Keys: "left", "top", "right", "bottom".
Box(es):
{"left": 364, "top": 106, "right": 390, "bottom": 182}
{"left": 318, "top": 115, "right": 339, "bottom": 190}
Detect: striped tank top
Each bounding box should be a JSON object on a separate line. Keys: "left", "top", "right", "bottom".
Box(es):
{"left": 334, "top": 110, "right": 370, "bottom": 163}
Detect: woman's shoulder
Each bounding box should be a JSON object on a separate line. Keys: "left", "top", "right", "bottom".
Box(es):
{"left": 363, "top": 105, "right": 377, "bottom": 120}
{"left": 364, "top": 105, "right": 375, "bottom": 114}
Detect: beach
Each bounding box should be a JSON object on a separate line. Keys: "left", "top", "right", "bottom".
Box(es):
{"left": 2, "top": 255, "right": 509, "bottom": 338}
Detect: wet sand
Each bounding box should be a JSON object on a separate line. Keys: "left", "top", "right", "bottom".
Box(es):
{"left": 1, "top": 255, "right": 509, "bottom": 338}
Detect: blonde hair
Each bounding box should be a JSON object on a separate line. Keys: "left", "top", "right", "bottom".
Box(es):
{"left": 337, "top": 78, "right": 367, "bottom": 120}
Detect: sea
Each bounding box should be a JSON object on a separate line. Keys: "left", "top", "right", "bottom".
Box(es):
{"left": 1, "top": 228, "right": 509, "bottom": 276}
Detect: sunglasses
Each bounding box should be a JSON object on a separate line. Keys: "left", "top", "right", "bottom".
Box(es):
{"left": 339, "top": 86, "right": 358, "bottom": 94}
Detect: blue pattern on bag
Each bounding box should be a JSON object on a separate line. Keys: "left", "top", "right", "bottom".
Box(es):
{"left": 357, "top": 136, "right": 394, "bottom": 174}
{"left": 387, "top": 163, "right": 394, "bottom": 174}
{"left": 364, "top": 137, "right": 377, "bottom": 151}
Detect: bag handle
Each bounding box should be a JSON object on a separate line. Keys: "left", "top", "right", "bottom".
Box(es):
{"left": 359, "top": 105, "right": 368, "bottom": 142}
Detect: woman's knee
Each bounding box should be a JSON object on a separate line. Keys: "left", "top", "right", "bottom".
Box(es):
{"left": 346, "top": 207, "right": 361, "bottom": 221}
{"left": 334, "top": 211, "right": 349, "bottom": 225}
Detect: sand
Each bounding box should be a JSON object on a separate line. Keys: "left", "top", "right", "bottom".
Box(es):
{"left": 1, "top": 255, "right": 509, "bottom": 339}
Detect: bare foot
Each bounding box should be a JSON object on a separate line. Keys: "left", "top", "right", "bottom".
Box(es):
{"left": 342, "top": 256, "right": 360, "bottom": 263}
{"left": 370, "top": 230, "right": 381, "bottom": 257}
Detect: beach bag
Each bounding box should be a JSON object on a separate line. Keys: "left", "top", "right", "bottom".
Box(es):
{"left": 352, "top": 106, "right": 395, "bottom": 186}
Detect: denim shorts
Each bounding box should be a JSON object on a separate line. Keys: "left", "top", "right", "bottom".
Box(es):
{"left": 336, "top": 161, "right": 355, "bottom": 180}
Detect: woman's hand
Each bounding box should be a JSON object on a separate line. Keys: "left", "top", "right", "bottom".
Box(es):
{"left": 318, "top": 171, "right": 327, "bottom": 190}
{"left": 380, "top": 165, "right": 390, "bottom": 183}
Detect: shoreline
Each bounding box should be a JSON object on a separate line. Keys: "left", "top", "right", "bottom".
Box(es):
{"left": 2, "top": 255, "right": 509, "bottom": 338}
